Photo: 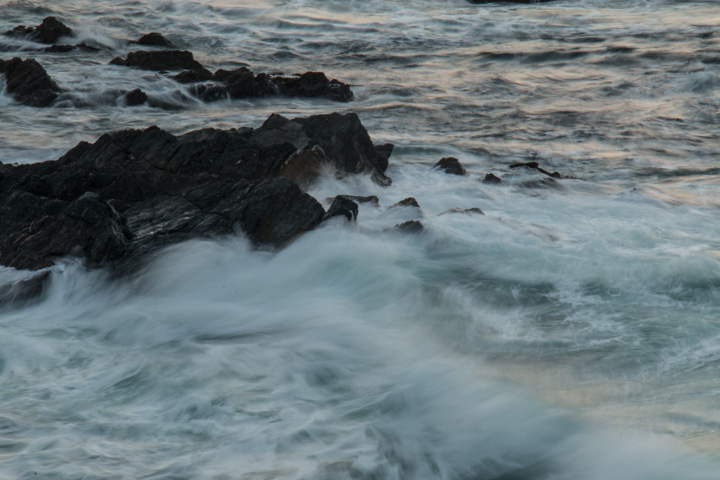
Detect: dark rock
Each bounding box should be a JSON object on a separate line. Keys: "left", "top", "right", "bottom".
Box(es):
{"left": 374, "top": 143, "right": 394, "bottom": 174}
{"left": 43, "top": 42, "right": 100, "bottom": 53}
{"left": 483, "top": 173, "right": 502, "bottom": 184}
{"left": 439, "top": 207, "right": 484, "bottom": 216}
{"left": 137, "top": 32, "right": 174, "bottom": 48}
{"left": 0, "top": 112, "right": 392, "bottom": 272}
{"left": 4, "top": 17, "right": 73, "bottom": 44}
{"left": 323, "top": 196, "right": 359, "bottom": 222}
{"left": 110, "top": 50, "right": 204, "bottom": 71}
{"left": 274, "top": 71, "right": 353, "bottom": 102}
{"left": 192, "top": 67, "right": 354, "bottom": 103}
{"left": 434, "top": 157, "right": 466, "bottom": 175}
{"left": 392, "top": 220, "right": 424, "bottom": 234}
{"left": 252, "top": 112, "right": 392, "bottom": 185}
{"left": 172, "top": 68, "right": 213, "bottom": 84}
{"left": 391, "top": 197, "right": 420, "bottom": 209}
{"left": 0, "top": 57, "right": 61, "bottom": 107}
{"left": 125, "top": 88, "right": 147, "bottom": 106}
{"left": 509, "top": 161, "right": 565, "bottom": 179}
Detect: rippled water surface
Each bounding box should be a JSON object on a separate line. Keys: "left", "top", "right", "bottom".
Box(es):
{"left": 2, "top": 1, "right": 720, "bottom": 479}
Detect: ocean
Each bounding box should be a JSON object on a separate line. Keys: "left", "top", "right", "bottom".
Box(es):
{"left": 2, "top": 0, "right": 720, "bottom": 478}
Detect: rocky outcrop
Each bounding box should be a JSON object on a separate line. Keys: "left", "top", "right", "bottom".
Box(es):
{"left": 0, "top": 112, "right": 393, "bottom": 272}
{"left": 4, "top": 17, "right": 73, "bottom": 44}
{"left": 192, "top": 67, "right": 353, "bottom": 103}
{"left": 43, "top": 42, "right": 100, "bottom": 53}
{"left": 0, "top": 57, "right": 61, "bottom": 107}
{"left": 110, "top": 50, "right": 204, "bottom": 71}
{"left": 434, "top": 157, "right": 466, "bottom": 175}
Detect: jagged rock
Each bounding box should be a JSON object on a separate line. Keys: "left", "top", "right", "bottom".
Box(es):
{"left": 251, "top": 112, "right": 392, "bottom": 185}
{"left": 483, "top": 173, "right": 502, "bottom": 184}
{"left": 391, "top": 197, "right": 420, "bottom": 209}
{"left": 439, "top": 207, "right": 484, "bottom": 216}
{"left": 0, "top": 112, "right": 391, "bottom": 272}
{"left": 509, "top": 161, "right": 565, "bottom": 179}
{"left": 278, "top": 145, "right": 334, "bottom": 189}
{"left": 137, "top": 32, "right": 173, "bottom": 48}
{"left": 4, "top": 17, "right": 73, "bottom": 44}
{"left": 110, "top": 50, "right": 204, "bottom": 71}
{"left": 125, "top": 88, "right": 147, "bottom": 106}
{"left": 434, "top": 157, "right": 466, "bottom": 175}
{"left": 323, "top": 196, "right": 359, "bottom": 222}
{"left": 392, "top": 220, "right": 424, "bottom": 233}
{"left": 0, "top": 57, "right": 61, "bottom": 107}
{"left": 172, "top": 68, "right": 213, "bottom": 84}
{"left": 191, "top": 67, "right": 353, "bottom": 103}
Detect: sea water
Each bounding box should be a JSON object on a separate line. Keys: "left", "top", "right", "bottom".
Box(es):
{"left": 2, "top": 1, "right": 720, "bottom": 478}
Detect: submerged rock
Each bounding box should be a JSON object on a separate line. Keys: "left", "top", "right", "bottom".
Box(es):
{"left": 110, "top": 50, "right": 204, "bottom": 71}
{"left": 391, "top": 197, "right": 421, "bottom": 209}
{"left": 4, "top": 17, "right": 73, "bottom": 44}
{"left": 0, "top": 112, "right": 392, "bottom": 272}
{"left": 434, "top": 157, "right": 466, "bottom": 175}
{"left": 509, "top": 161, "right": 565, "bottom": 179}
{"left": 391, "top": 220, "right": 424, "bottom": 234}
{"left": 172, "top": 68, "right": 213, "bottom": 84}
{"left": 0, "top": 57, "right": 61, "bottom": 107}
{"left": 439, "top": 207, "right": 484, "bottom": 216}
{"left": 43, "top": 42, "right": 100, "bottom": 53}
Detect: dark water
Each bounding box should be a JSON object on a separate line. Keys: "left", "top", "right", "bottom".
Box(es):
{"left": 2, "top": 1, "right": 720, "bottom": 478}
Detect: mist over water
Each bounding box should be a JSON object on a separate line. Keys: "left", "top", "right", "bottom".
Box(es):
{"left": 2, "top": 0, "right": 720, "bottom": 478}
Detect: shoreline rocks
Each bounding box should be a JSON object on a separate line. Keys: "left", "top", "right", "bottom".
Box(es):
{"left": 0, "top": 57, "right": 61, "bottom": 107}
{"left": 4, "top": 17, "right": 73, "bottom": 45}
{"left": 0, "top": 112, "right": 393, "bottom": 272}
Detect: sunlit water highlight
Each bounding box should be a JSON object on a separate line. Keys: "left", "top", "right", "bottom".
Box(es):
{"left": 2, "top": 0, "right": 720, "bottom": 478}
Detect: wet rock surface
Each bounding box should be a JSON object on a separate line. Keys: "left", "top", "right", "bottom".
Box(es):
{"left": 4, "top": 17, "right": 73, "bottom": 45}
{"left": 0, "top": 57, "right": 61, "bottom": 107}
{"left": 0, "top": 112, "right": 393, "bottom": 272}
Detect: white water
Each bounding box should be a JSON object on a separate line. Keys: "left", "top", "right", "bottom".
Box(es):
{"left": 2, "top": 0, "right": 720, "bottom": 478}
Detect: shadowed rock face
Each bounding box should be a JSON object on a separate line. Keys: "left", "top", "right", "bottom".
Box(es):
{"left": 0, "top": 57, "right": 61, "bottom": 107}
{"left": 0, "top": 112, "right": 393, "bottom": 272}
{"left": 4, "top": 17, "right": 73, "bottom": 44}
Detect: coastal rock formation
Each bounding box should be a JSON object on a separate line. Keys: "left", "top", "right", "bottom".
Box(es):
{"left": 110, "top": 50, "right": 204, "bottom": 71}
{"left": 0, "top": 112, "right": 392, "bottom": 272}
{"left": 192, "top": 67, "right": 353, "bottom": 103}
{"left": 483, "top": 173, "right": 502, "bottom": 184}
{"left": 0, "top": 57, "right": 61, "bottom": 107}
{"left": 4, "top": 17, "right": 73, "bottom": 44}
